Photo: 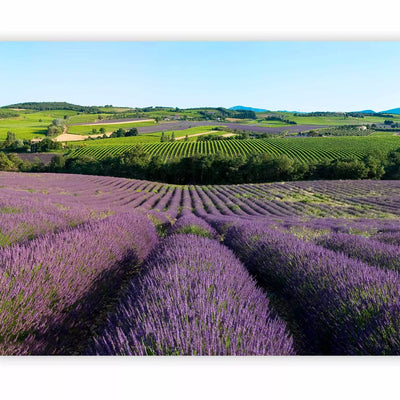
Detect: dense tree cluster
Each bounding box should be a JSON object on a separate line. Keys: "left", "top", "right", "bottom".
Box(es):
{"left": 87, "top": 127, "right": 139, "bottom": 140}
{"left": 35, "top": 138, "right": 63, "bottom": 152}
{"left": 1, "top": 132, "right": 62, "bottom": 153}
{"left": 3, "top": 146, "right": 396, "bottom": 185}
{"left": 110, "top": 127, "right": 138, "bottom": 138}
{"left": 5, "top": 144, "right": 400, "bottom": 185}
{"left": 197, "top": 109, "right": 256, "bottom": 120}
{"left": 3, "top": 102, "right": 101, "bottom": 113}
{"left": 2, "top": 131, "right": 31, "bottom": 152}
{"left": 264, "top": 115, "right": 297, "bottom": 124}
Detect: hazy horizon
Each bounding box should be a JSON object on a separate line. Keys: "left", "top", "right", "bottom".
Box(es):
{"left": 1, "top": 41, "right": 399, "bottom": 112}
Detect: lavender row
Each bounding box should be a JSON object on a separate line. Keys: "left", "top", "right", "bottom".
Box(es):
{"left": 89, "top": 234, "right": 294, "bottom": 355}
{"left": 223, "top": 221, "right": 400, "bottom": 355}
{"left": 0, "top": 197, "right": 95, "bottom": 247}
{"left": 6, "top": 173, "right": 400, "bottom": 220}
{"left": 168, "top": 214, "right": 218, "bottom": 239}
{"left": 373, "top": 231, "right": 400, "bottom": 246}
{"left": 315, "top": 233, "right": 400, "bottom": 273}
{"left": 0, "top": 212, "right": 158, "bottom": 355}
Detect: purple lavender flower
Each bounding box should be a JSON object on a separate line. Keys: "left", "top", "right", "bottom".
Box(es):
{"left": 89, "top": 234, "right": 294, "bottom": 356}
{"left": 0, "top": 212, "right": 158, "bottom": 355}
{"left": 223, "top": 221, "right": 400, "bottom": 355}
{"left": 168, "top": 214, "right": 218, "bottom": 238}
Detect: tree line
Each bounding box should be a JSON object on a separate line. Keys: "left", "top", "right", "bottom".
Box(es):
{"left": 3, "top": 146, "right": 400, "bottom": 185}
{"left": 4, "top": 102, "right": 101, "bottom": 113}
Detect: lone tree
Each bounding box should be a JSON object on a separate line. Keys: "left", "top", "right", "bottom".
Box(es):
{"left": 6, "top": 131, "right": 16, "bottom": 144}
{"left": 52, "top": 118, "right": 65, "bottom": 127}
{"left": 47, "top": 118, "right": 65, "bottom": 137}
{"left": 47, "top": 125, "right": 63, "bottom": 137}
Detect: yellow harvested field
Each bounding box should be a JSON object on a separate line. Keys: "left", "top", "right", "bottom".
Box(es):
{"left": 55, "top": 132, "right": 112, "bottom": 142}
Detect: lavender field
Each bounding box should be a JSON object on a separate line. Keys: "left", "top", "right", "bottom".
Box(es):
{"left": 2, "top": 171, "right": 400, "bottom": 355}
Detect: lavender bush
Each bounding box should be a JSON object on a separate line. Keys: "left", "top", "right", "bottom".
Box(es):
{"left": 0, "top": 212, "right": 158, "bottom": 355}
{"left": 316, "top": 233, "right": 400, "bottom": 272}
{"left": 89, "top": 234, "right": 294, "bottom": 355}
{"left": 223, "top": 222, "right": 400, "bottom": 354}
{"left": 373, "top": 231, "right": 400, "bottom": 246}
{"left": 168, "top": 214, "right": 218, "bottom": 238}
{"left": 0, "top": 196, "right": 94, "bottom": 247}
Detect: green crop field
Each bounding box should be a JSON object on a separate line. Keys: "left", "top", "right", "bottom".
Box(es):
{"left": 67, "top": 136, "right": 400, "bottom": 163}
{"left": 0, "top": 110, "right": 81, "bottom": 140}
{"left": 64, "top": 113, "right": 113, "bottom": 124}
{"left": 278, "top": 112, "right": 400, "bottom": 126}
{"left": 369, "top": 131, "right": 399, "bottom": 137}
{"left": 0, "top": 109, "right": 115, "bottom": 140}
{"left": 68, "top": 126, "right": 225, "bottom": 146}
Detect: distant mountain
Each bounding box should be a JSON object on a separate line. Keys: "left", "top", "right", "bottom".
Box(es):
{"left": 229, "top": 105, "right": 268, "bottom": 113}
{"left": 381, "top": 108, "right": 400, "bottom": 115}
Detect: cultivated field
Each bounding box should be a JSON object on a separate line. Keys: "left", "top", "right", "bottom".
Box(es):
{"left": 67, "top": 120, "right": 157, "bottom": 136}
{"left": 68, "top": 135, "right": 400, "bottom": 162}
{"left": 2, "top": 172, "right": 400, "bottom": 355}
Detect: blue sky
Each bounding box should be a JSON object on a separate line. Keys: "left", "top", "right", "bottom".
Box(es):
{"left": 0, "top": 41, "right": 399, "bottom": 111}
